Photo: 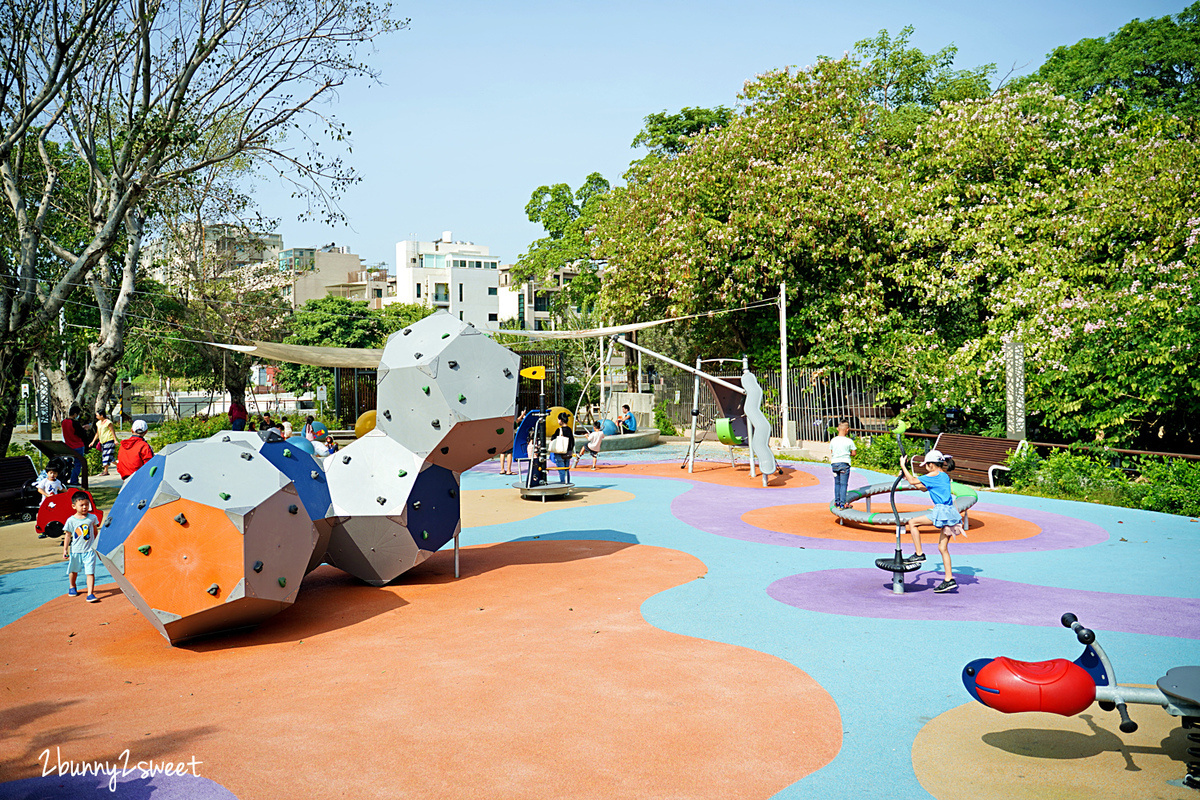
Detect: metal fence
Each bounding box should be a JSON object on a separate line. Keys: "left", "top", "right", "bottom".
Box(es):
{"left": 652, "top": 368, "right": 892, "bottom": 442}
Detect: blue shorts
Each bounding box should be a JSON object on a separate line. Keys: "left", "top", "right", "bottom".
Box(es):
{"left": 66, "top": 549, "right": 98, "bottom": 575}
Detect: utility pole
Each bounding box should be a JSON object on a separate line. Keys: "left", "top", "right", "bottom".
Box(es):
{"left": 778, "top": 282, "right": 793, "bottom": 447}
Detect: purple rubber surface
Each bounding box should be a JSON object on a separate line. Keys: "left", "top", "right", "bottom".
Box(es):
{"left": 0, "top": 772, "right": 236, "bottom": 799}
{"left": 767, "top": 568, "right": 1200, "bottom": 640}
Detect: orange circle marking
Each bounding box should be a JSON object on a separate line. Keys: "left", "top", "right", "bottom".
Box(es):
{"left": 599, "top": 461, "right": 818, "bottom": 488}
{"left": 742, "top": 503, "right": 1042, "bottom": 543}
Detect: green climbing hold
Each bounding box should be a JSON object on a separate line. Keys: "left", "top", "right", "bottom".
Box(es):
{"left": 283, "top": 448, "right": 292, "bottom": 458}
{"left": 398, "top": 469, "right": 408, "bottom": 478}
{"left": 278, "top": 577, "right": 287, "bottom": 588}
{"left": 422, "top": 530, "right": 429, "bottom": 540}
{"left": 441, "top": 332, "right": 450, "bottom": 339}
{"left": 219, "top": 492, "right": 230, "bottom": 501}
{"left": 495, "top": 427, "right": 505, "bottom": 435}
{"left": 149, "top": 466, "right": 157, "bottom": 477}
{"left": 137, "top": 545, "right": 151, "bottom": 556}
{"left": 458, "top": 394, "right": 466, "bottom": 402}
{"left": 422, "top": 386, "right": 430, "bottom": 394}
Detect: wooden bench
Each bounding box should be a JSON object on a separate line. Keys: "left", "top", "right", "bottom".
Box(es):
{"left": 930, "top": 433, "right": 1025, "bottom": 488}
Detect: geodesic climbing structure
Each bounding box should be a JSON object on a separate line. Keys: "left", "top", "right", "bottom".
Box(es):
{"left": 101, "top": 313, "right": 520, "bottom": 644}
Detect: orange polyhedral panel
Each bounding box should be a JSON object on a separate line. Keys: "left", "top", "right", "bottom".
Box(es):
{"left": 122, "top": 498, "right": 245, "bottom": 619}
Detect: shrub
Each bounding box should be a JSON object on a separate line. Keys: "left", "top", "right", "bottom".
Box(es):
{"left": 853, "top": 433, "right": 929, "bottom": 473}
{"left": 1136, "top": 457, "right": 1200, "bottom": 517}
{"left": 653, "top": 404, "right": 677, "bottom": 436}
{"left": 154, "top": 414, "right": 236, "bottom": 446}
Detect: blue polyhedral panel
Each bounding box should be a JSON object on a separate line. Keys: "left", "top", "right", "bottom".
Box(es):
{"left": 405, "top": 462, "right": 460, "bottom": 553}
{"left": 257, "top": 438, "right": 333, "bottom": 522}
{"left": 96, "top": 454, "right": 166, "bottom": 554}
{"left": 513, "top": 410, "right": 541, "bottom": 461}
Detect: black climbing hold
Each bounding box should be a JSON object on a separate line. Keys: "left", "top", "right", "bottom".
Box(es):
{"left": 412, "top": 500, "right": 421, "bottom": 510}
{"left": 174, "top": 513, "right": 187, "bottom": 525}
{"left": 241, "top": 452, "right": 253, "bottom": 461}
{"left": 431, "top": 420, "right": 441, "bottom": 429}
{"left": 179, "top": 473, "right": 192, "bottom": 482}
{"left": 414, "top": 352, "right": 423, "bottom": 359}
{"left": 403, "top": 328, "right": 411, "bottom": 335}
{"left": 448, "top": 488, "right": 457, "bottom": 498}
{"left": 342, "top": 455, "right": 351, "bottom": 464}
{"left": 383, "top": 410, "right": 392, "bottom": 421}
{"left": 207, "top": 584, "right": 220, "bottom": 596}
{"left": 488, "top": 447, "right": 496, "bottom": 455}
{"left": 222, "top": 436, "right": 231, "bottom": 442}
{"left": 253, "top": 560, "right": 263, "bottom": 573}
{"left": 288, "top": 504, "right": 298, "bottom": 515}
{"left": 376, "top": 496, "right": 386, "bottom": 505}
{"left": 503, "top": 368, "right": 512, "bottom": 378}
{"left": 137, "top": 545, "right": 151, "bottom": 556}
{"left": 440, "top": 446, "right": 449, "bottom": 454}
{"left": 311, "top": 470, "right": 320, "bottom": 480}
{"left": 137, "top": 500, "right": 147, "bottom": 510}
{"left": 447, "top": 360, "right": 458, "bottom": 369}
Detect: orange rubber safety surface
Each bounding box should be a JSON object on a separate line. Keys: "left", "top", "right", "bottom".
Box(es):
{"left": 741, "top": 503, "right": 1043, "bottom": 543}
{"left": 597, "top": 461, "right": 818, "bottom": 488}
{"left": 0, "top": 541, "right": 842, "bottom": 800}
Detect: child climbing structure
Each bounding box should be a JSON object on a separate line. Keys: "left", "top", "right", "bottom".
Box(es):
{"left": 613, "top": 336, "right": 777, "bottom": 487}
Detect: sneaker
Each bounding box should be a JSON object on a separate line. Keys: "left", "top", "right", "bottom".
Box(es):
{"left": 903, "top": 553, "right": 926, "bottom": 564}
{"left": 86, "top": 594, "right": 98, "bottom": 603}
{"left": 934, "top": 579, "right": 958, "bottom": 593}
{"left": 67, "top": 587, "right": 78, "bottom": 597}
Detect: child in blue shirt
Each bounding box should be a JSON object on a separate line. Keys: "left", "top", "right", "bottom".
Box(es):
{"left": 61, "top": 491, "right": 101, "bottom": 602}
{"left": 899, "top": 449, "right": 967, "bottom": 593}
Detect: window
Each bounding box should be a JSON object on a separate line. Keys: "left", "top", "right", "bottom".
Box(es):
{"left": 458, "top": 283, "right": 463, "bottom": 302}
{"left": 488, "top": 313, "right": 498, "bottom": 322}
{"left": 434, "top": 283, "right": 449, "bottom": 303}
{"left": 373, "top": 288, "right": 383, "bottom": 298}
{"left": 415, "top": 283, "right": 421, "bottom": 298}
{"left": 487, "top": 287, "right": 497, "bottom": 296}
{"left": 488, "top": 262, "right": 497, "bottom": 269}
{"left": 459, "top": 311, "right": 464, "bottom": 320}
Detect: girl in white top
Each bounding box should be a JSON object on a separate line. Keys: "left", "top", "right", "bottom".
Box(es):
{"left": 574, "top": 422, "right": 606, "bottom": 470}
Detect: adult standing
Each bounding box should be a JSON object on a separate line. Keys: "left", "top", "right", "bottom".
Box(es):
{"left": 117, "top": 420, "right": 154, "bottom": 480}
{"left": 229, "top": 399, "right": 249, "bottom": 431}
{"left": 61, "top": 405, "right": 87, "bottom": 485}
{"left": 90, "top": 410, "right": 118, "bottom": 476}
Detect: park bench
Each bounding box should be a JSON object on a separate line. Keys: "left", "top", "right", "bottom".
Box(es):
{"left": 930, "top": 433, "right": 1026, "bottom": 489}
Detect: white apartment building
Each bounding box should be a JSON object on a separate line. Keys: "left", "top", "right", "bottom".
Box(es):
{"left": 395, "top": 232, "right": 501, "bottom": 326}
{"left": 498, "top": 263, "right": 580, "bottom": 331}
{"left": 279, "top": 244, "right": 396, "bottom": 309}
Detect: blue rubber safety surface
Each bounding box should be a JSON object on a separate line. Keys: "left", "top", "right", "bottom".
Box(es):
{"left": 3, "top": 450, "right": 1197, "bottom": 800}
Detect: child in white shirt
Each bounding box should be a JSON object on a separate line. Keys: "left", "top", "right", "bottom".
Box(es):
{"left": 574, "top": 422, "right": 606, "bottom": 471}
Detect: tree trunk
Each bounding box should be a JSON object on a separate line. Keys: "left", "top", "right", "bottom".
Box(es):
{"left": 0, "top": 345, "right": 31, "bottom": 453}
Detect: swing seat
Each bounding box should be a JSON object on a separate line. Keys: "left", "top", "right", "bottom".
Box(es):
{"left": 715, "top": 418, "right": 744, "bottom": 446}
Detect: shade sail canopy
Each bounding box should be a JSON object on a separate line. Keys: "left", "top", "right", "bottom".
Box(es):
{"left": 210, "top": 340, "right": 384, "bottom": 368}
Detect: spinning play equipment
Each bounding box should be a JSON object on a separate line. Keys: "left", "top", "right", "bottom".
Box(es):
{"left": 963, "top": 612, "right": 1200, "bottom": 790}
{"left": 101, "top": 313, "right": 519, "bottom": 644}
{"left": 872, "top": 424, "right": 925, "bottom": 594}
{"left": 613, "top": 337, "right": 777, "bottom": 487}
{"left": 831, "top": 481, "right": 977, "bottom": 527}
{"left": 513, "top": 366, "right": 575, "bottom": 501}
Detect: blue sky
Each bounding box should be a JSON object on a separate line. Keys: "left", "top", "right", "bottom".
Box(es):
{"left": 256, "top": 0, "right": 1187, "bottom": 270}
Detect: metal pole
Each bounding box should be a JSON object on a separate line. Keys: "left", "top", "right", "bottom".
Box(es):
{"left": 598, "top": 337, "right": 604, "bottom": 418}
{"left": 687, "top": 357, "right": 701, "bottom": 473}
{"left": 454, "top": 529, "right": 460, "bottom": 578}
{"left": 778, "top": 282, "right": 792, "bottom": 447}
{"left": 743, "top": 355, "right": 757, "bottom": 479}
{"left": 614, "top": 336, "right": 745, "bottom": 395}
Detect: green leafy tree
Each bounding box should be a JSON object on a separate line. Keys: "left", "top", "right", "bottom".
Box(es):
{"left": 274, "top": 297, "right": 384, "bottom": 393}
{"left": 511, "top": 172, "right": 610, "bottom": 315}
{"left": 631, "top": 106, "right": 734, "bottom": 156}
{"left": 1017, "top": 2, "right": 1200, "bottom": 120}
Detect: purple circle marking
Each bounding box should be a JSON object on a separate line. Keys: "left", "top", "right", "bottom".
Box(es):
{"left": 767, "top": 568, "right": 1200, "bottom": 640}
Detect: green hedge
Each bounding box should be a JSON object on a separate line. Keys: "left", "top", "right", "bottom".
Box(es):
{"left": 1004, "top": 446, "right": 1200, "bottom": 518}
